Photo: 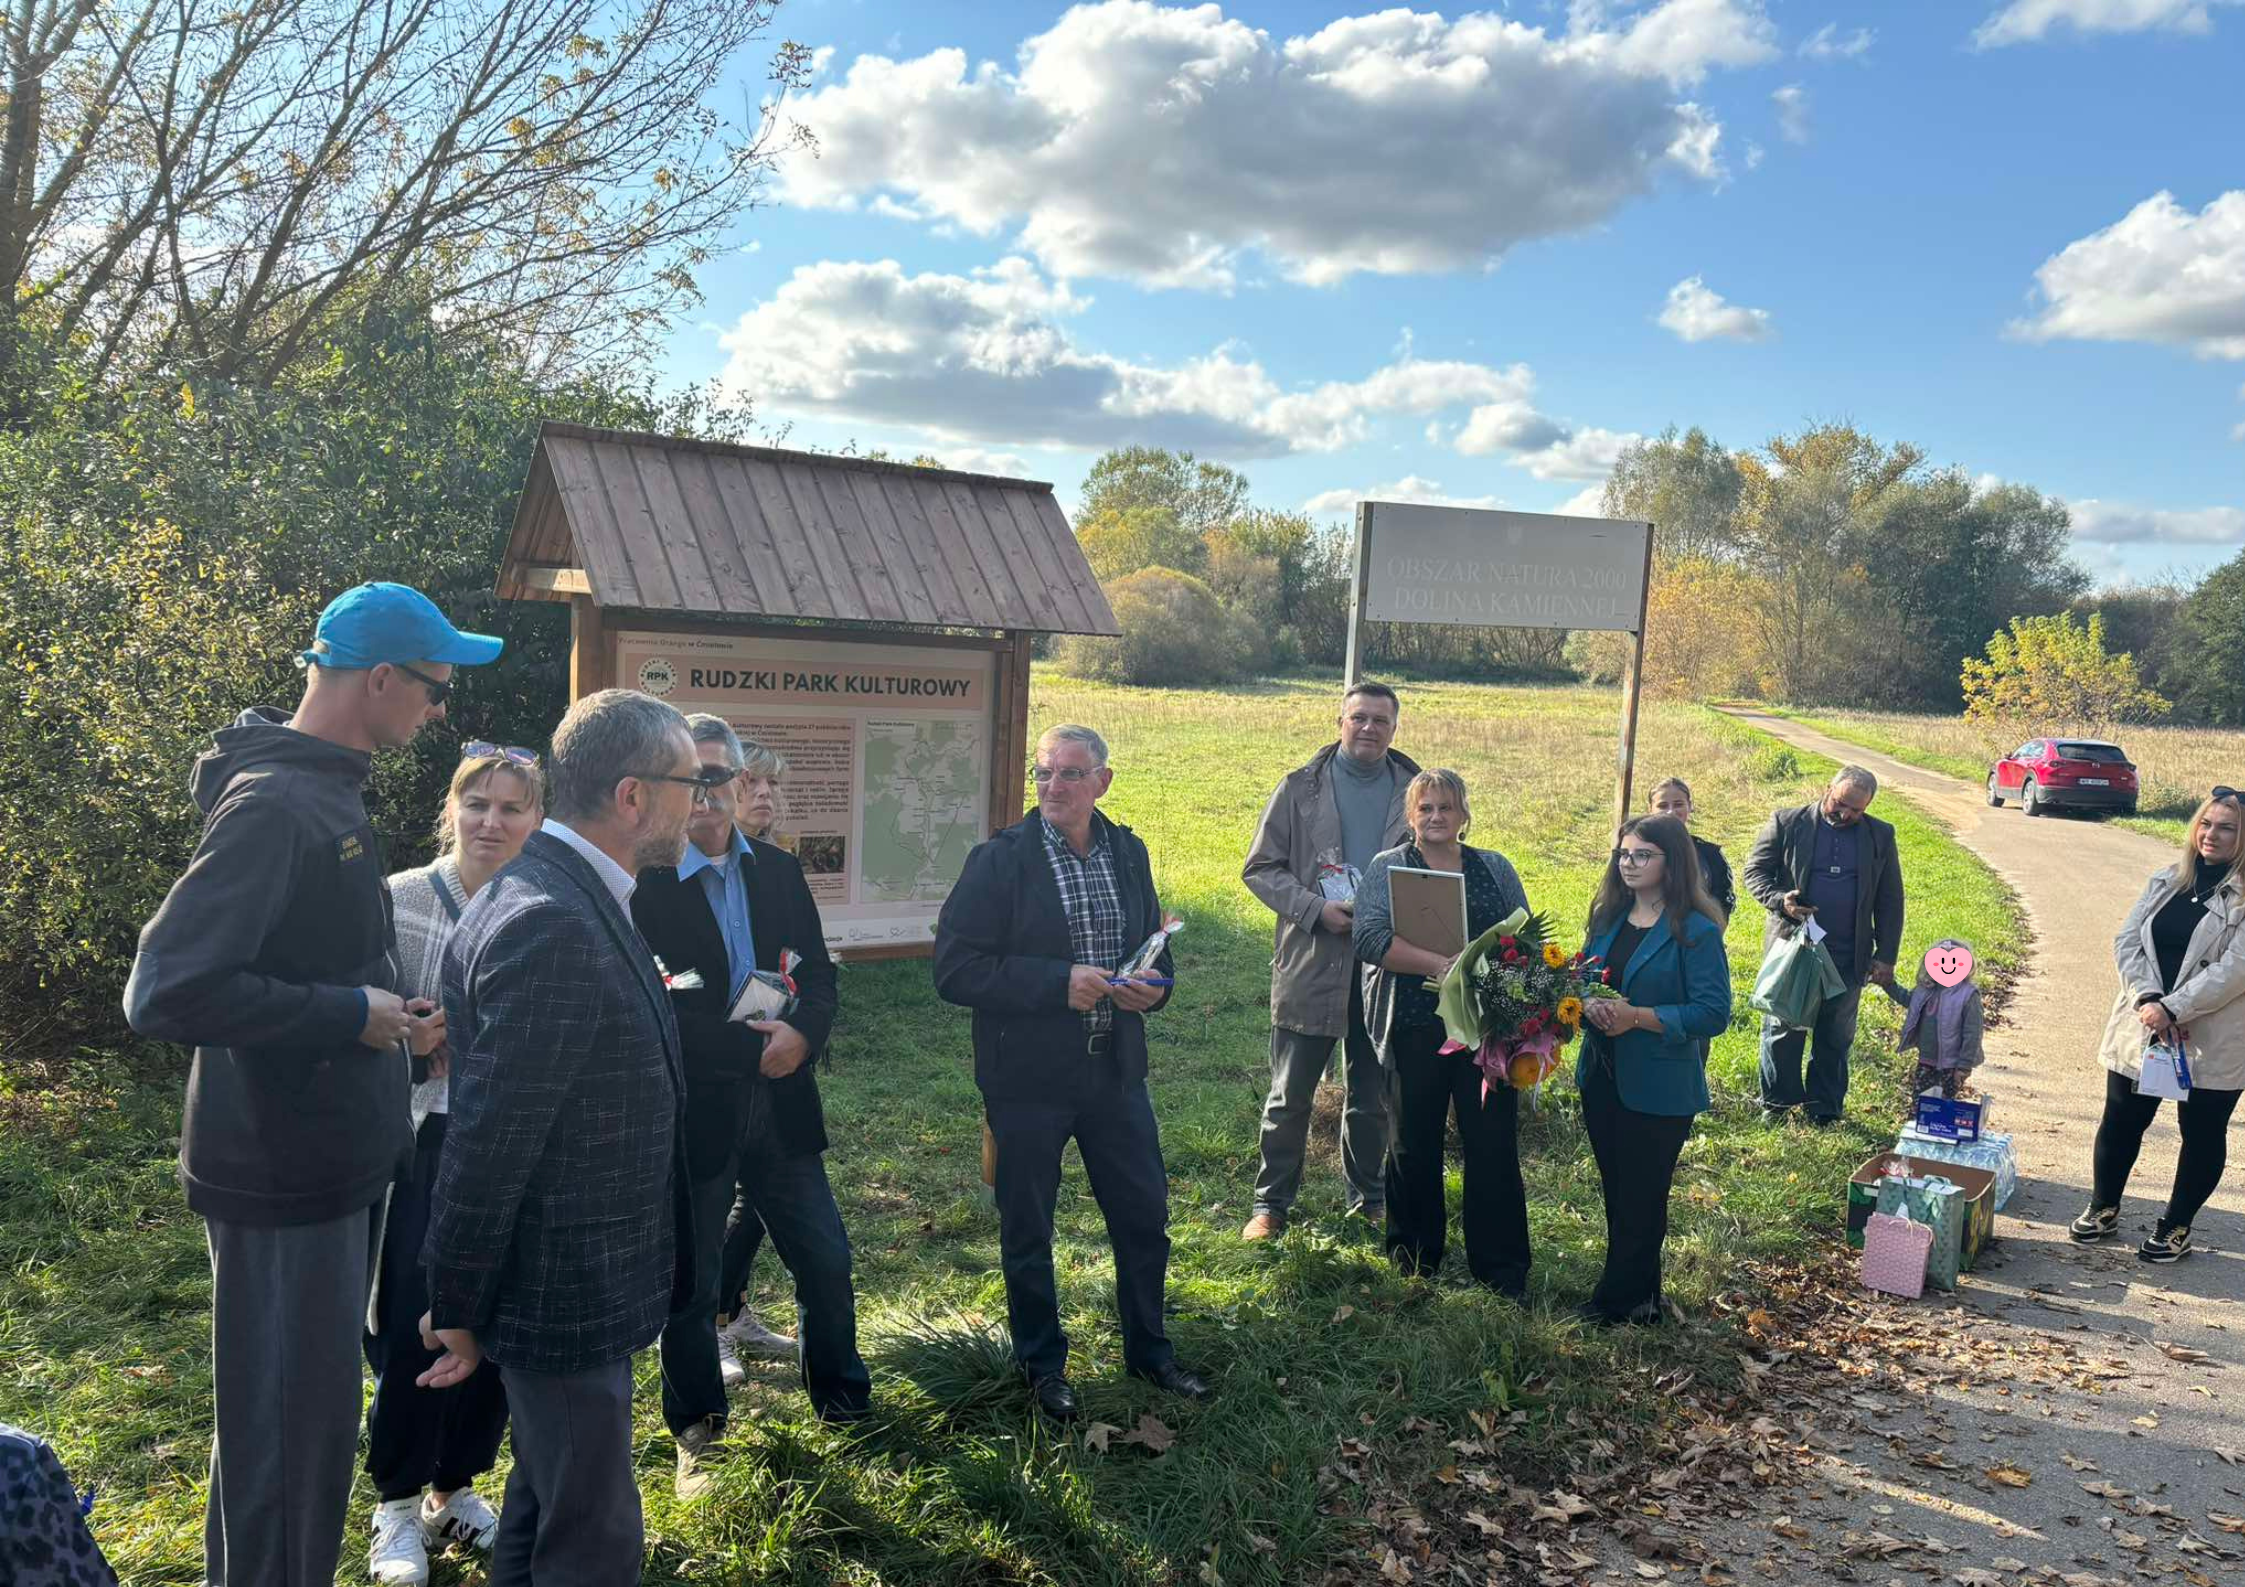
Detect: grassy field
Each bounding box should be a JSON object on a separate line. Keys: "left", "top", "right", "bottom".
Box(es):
{"left": 0, "top": 676, "right": 2025, "bottom": 1585}
{"left": 1772, "top": 704, "right": 2244, "bottom": 844}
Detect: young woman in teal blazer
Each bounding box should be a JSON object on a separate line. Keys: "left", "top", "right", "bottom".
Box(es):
{"left": 1576, "top": 814, "right": 1732, "bottom": 1325}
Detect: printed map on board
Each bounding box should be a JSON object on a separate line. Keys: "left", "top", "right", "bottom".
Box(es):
{"left": 861, "top": 720, "right": 983, "bottom": 902}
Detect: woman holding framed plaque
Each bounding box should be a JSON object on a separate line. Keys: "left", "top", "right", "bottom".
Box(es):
{"left": 1354, "top": 769, "right": 1532, "bottom": 1296}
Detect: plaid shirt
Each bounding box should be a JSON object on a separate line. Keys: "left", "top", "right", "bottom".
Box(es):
{"left": 1041, "top": 818, "right": 1128, "bottom": 1033}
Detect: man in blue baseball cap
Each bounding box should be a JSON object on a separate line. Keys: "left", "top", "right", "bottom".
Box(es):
{"left": 126, "top": 582, "right": 500, "bottom": 1587}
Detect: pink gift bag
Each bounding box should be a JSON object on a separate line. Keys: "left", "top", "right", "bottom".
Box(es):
{"left": 1861, "top": 1211, "right": 1933, "bottom": 1298}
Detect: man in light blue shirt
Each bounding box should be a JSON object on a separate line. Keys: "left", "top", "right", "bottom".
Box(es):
{"left": 676, "top": 811, "right": 756, "bottom": 997}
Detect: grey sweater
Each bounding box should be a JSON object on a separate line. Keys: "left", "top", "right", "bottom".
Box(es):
{"left": 1354, "top": 841, "right": 1529, "bottom": 1064}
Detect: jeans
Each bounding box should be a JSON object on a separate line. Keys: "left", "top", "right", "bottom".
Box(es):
{"left": 1252, "top": 979, "right": 1388, "bottom": 1219}
{"left": 364, "top": 1114, "right": 508, "bottom": 1500}
{"left": 1579, "top": 1057, "right": 1693, "bottom": 1319}
{"left": 2090, "top": 1067, "right": 2243, "bottom": 1226}
{"left": 985, "top": 1058, "right": 1174, "bottom": 1380}
{"left": 716, "top": 1190, "right": 769, "bottom": 1320}
{"left": 1381, "top": 1021, "right": 1530, "bottom": 1295}
{"left": 1758, "top": 983, "right": 1863, "bottom": 1121}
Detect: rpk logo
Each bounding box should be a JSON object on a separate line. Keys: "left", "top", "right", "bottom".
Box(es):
{"left": 637, "top": 657, "right": 677, "bottom": 697}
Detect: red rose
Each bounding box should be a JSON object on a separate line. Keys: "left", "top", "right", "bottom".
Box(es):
{"left": 1498, "top": 936, "right": 1516, "bottom": 949}
{"left": 1503, "top": 948, "right": 1520, "bottom": 964}
{"left": 1600, "top": 968, "right": 1612, "bottom": 983}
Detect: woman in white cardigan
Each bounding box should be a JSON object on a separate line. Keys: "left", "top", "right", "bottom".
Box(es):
{"left": 2071, "top": 790, "right": 2244, "bottom": 1262}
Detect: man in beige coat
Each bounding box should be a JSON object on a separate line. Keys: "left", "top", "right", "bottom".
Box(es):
{"left": 1239, "top": 682, "right": 1418, "bottom": 1239}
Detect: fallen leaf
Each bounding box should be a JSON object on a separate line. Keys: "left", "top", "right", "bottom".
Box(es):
{"left": 1083, "top": 1422, "right": 1121, "bottom": 1454}
{"left": 1246, "top": 1532, "right": 1277, "bottom": 1555}
{"left": 1124, "top": 1412, "right": 1176, "bottom": 1455}
{"left": 2060, "top": 1451, "right": 2097, "bottom": 1471}
{"left": 2132, "top": 1413, "right": 2160, "bottom": 1429}
{"left": 1332, "top": 1304, "right": 1356, "bottom": 1324}
{"left": 1633, "top": 1565, "right": 1664, "bottom": 1581}
{"left": 1953, "top": 1572, "right": 2002, "bottom": 1587}
{"left": 2156, "top": 1341, "right": 2209, "bottom": 1362}
{"left": 2209, "top": 1511, "right": 2245, "bottom": 1535}
{"left": 1993, "top": 1560, "right": 2027, "bottom": 1573}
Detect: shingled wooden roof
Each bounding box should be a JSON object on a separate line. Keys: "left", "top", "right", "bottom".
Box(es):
{"left": 497, "top": 423, "right": 1118, "bottom": 636}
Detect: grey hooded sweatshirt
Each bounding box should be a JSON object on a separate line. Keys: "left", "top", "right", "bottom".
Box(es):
{"left": 124, "top": 708, "right": 410, "bottom": 1226}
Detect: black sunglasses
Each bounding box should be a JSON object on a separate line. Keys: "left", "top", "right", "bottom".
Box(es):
{"left": 635, "top": 765, "right": 739, "bottom": 803}
{"left": 2215, "top": 786, "right": 2240, "bottom": 803}
{"left": 388, "top": 660, "right": 452, "bottom": 706}
{"left": 462, "top": 740, "right": 539, "bottom": 767}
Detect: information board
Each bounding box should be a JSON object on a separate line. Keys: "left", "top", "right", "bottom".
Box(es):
{"left": 1360, "top": 503, "right": 1651, "bottom": 631}
{"left": 616, "top": 628, "right": 996, "bottom": 953}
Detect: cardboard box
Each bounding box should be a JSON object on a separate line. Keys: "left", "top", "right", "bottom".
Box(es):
{"left": 1914, "top": 1090, "right": 1990, "bottom": 1142}
{"left": 1848, "top": 1153, "right": 1997, "bottom": 1271}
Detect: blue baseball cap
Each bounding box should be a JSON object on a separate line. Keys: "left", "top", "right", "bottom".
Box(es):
{"left": 300, "top": 582, "right": 503, "bottom": 670}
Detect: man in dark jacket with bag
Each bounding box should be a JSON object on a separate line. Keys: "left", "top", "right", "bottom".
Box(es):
{"left": 123, "top": 582, "right": 497, "bottom": 1587}
{"left": 634, "top": 715, "right": 868, "bottom": 1501}
{"left": 934, "top": 724, "right": 1207, "bottom": 1421}
{"left": 1743, "top": 766, "right": 1905, "bottom": 1125}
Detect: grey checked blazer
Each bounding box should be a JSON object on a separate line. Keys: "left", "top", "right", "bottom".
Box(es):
{"left": 423, "top": 830, "right": 693, "bottom": 1373}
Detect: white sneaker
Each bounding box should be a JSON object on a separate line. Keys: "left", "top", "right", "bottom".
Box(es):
{"left": 722, "top": 1307, "right": 798, "bottom": 1359}
{"left": 718, "top": 1327, "right": 748, "bottom": 1387}
{"left": 421, "top": 1486, "right": 500, "bottom": 1552}
{"left": 368, "top": 1498, "right": 429, "bottom": 1585}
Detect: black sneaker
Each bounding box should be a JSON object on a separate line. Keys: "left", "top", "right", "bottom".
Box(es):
{"left": 2068, "top": 1204, "right": 2119, "bottom": 1242}
{"left": 2139, "top": 1221, "right": 2192, "bottom": 1263}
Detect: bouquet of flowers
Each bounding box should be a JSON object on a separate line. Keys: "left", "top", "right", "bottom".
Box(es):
{"left": 1434, "top": 908, "right": 1619, "bottom": 1103}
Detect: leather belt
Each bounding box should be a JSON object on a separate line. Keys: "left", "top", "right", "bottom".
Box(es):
{"left": 1084, "top": 1031, "right": 1113, "bottom": 1058}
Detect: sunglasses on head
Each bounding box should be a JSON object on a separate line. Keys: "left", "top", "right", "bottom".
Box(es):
{"left": 462, "top": 740, "right": 539, "bottom": 767}
{"left": 2215, "top": 786, "right": 2241, "bottom": 803}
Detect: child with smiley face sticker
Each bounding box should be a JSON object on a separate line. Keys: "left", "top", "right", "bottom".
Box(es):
{"left": 1879, "top": 938, "right": 1985, "bottom": 1098}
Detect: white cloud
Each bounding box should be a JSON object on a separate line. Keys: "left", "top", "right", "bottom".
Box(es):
{"left": 936, "top": 447, "right": 1034, "bottom": 477}
{"left": 1799, "top": 22, "right": 1875, "bottom": 59}
{"left": 718, "top": 256, "right": 1625, "bottom": 470}
{"left": 1771, "top": 82, "right": 1810, "bottom": 143}
{"left": 779, "top": 0, "right": 1778, "bottom": 289}
{"left": 2067, "top": 498, "right": 2245, "bottom": 545}
{"left": 1975, "top": 1, "right": 2239, "bottom": 48}
{"left": 1657, "top": 275, "right": 1776, "bottom": 342}
{"left": 1302, "top": 476, "right": 1505, "bottom": 516}
{"left": 2015, "top": 191, "right": 2245, "bottom": 357}
{"left": 1516, "top": 426, "right": 1643, "bottom": 481}
{"left": 1553, "top": 483, "right": 1612, "bottom": 517}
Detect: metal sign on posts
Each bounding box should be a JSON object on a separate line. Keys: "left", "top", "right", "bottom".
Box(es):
{"left": 1342, "top": 501, "right": 1656, "bottom": 834}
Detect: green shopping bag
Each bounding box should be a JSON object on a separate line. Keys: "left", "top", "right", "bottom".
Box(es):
{"left": 1749, "top": 930, "right": 1846, "bottom": 1031}
{"left": 1876, "top": 1173, "right": 1964, "bottom": 1291}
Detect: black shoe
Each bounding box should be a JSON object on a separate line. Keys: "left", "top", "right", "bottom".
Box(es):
{"left": 1129, "top": 1362, "right": 1212, "bottom": 1400}
{"left": 2139, "top": 1221, "right": 2192, "bottom": 1263}
{"left": 1026, "top": 1372, "right": 1080, "bottom": 1421}
{"left": 1572, "top": 1302, "right": 1620, "bottom": 1328}
{"left": 2069, "top": 1204, "right": 2119, "bottom": 1242}
{"left": 1807, "top": 1114, "right": 1840, "bottom": 1129}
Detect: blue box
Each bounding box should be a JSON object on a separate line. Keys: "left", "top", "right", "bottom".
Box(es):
{"left": 1913, "top": 1090, "right": 1989, "bottom": 1142}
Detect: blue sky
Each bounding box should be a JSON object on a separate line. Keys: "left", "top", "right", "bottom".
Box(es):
{"left": 657, "top": 1, "right": 2245, "bottom": 586}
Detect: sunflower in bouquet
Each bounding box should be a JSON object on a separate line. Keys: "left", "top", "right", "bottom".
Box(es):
{"left": 1433, "top": 908, "right": 1621, "bottom": 1104}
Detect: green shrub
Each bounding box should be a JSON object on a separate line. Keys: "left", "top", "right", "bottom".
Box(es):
{"left": 1742, "top": 744, "right": 1802, "bottom": 783}
{"left": 1052, "top": 566, "right": 1262, "bottom": 687}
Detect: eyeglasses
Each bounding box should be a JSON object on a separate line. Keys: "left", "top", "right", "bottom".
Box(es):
{"left": 635, "top": 766, "right": 738, "bottom": 806}
{"left": 462, "top": 741, "right": 538, "bottom": 767}
{"left": 1032, "top": 765, "right": 1097, "bottom": 785}
{"left": 388, "top": 660, "right": 452, "bottom": 706}
{"left": 1613, "top": 848, "right": 1663, "bottom": 867}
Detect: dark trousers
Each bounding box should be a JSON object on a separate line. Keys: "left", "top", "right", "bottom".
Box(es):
{"left": 1579, "top": 1058, "right": 1694, "bottom": 1319}
{"left": 2091, "top": 1067, "right": 2243, "bottom": 1226}
{"left": 1252, "top": 978, "right": 1388, "bottom": 1218}
{"left": 985, "top": 1057, "right": 1174, "bottom": 1379}
{"left": 203, "top": 1205, "right": 380, "bottom": 1587}
{"left": 661, "top": 1123, "right": 870, "bottom": 1430}
{"left": 717, "top": 1190, "right": 769, "bottom": 1319}
{"left": 1381, "top": 1022, "right": 1531, "bottom": 1295}
{"left": 364, "top": 1113, "right": 509, "bottom": 1500}
{"left": 1758, "top": 982, "right": 1863, "bottom": 1121}
{"left": 491, "top": 1359, "right": 640, "bottom": 1587}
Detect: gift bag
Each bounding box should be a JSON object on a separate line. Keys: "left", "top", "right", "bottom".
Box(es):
{"left": 1877, "top": 1173, "right": 1964, "bottom": 1290}
{"left": 2137, "top": 1033, "right": 2192, "bottom": 1102}
{"left": 1861, "top": 1212, "right": 1934, "bottom": 1298}
{"left": 1750, "top": 930, "right": 1847, "bottom": 1031}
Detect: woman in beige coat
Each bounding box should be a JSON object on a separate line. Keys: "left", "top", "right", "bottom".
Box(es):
{"left": 2070, "top": 790, "right": 2244, "bottom": 1261}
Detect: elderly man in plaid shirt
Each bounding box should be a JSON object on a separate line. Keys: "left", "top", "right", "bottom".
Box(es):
{"left": 934, "top": 724, "right": 1208, "bottom": 1422}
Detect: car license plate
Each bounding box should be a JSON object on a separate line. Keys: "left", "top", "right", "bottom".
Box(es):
{"left": 2081, "top": 778, "right": 2109, "bottom": 786}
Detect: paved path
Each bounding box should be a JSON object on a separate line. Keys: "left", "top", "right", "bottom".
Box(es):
{"left": 1637, "top": 712, "right": 2245, "bottom": 1582}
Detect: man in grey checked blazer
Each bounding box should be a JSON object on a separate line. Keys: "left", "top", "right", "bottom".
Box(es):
{"left": 420, "top": 689, "right": 721, "bottom": 1585}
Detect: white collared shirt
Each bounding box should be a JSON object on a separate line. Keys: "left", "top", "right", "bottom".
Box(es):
{"left": 541, "top": 818, "right": 637, "bottom": 908}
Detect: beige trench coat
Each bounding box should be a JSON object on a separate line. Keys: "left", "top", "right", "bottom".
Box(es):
{"left": 1241, "top": 743, "right": 1417, "bottom": 1038}
{"left": 2098, "top": 863, "right": 2245, "bottom": 1091}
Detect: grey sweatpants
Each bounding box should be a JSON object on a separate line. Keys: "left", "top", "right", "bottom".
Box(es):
{"left": 203, "top": 1205, "right": 380, "bottom": 1587}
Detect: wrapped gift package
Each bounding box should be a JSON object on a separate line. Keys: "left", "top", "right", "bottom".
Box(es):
{"left": 1895, "top": 1125, "right": 2016, "bottom": 1213}
{"left": 1913, "top": 1090, "right": 1991, "bottom": 1142}
{"left": 1849, "top": 1153, "right": 1997, "bottom": 1272}
{"left": 1861, "top": 1212, "right": 1934, "bottom": 1298}
{"left": 1877, "top": 1173, "right": 1965, "bottom": 1290}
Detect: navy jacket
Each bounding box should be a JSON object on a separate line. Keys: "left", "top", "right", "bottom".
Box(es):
{"left": 1578, "top": 909, "right": 1732, "bottom": 1117}
{"left": 423, "top": 831, "right": 693, "bottom": 1374}
{"left": 933, "top": 809, "right": 1173, "bottom": 1102}
{"left": 1743, "top": 803, "right": 1904, "bottom": 984}
{"left": 633, "top": 837, "right": 838, "bottom": 1178}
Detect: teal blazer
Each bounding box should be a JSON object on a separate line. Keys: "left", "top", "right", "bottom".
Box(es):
{"left": 1576, "top": 910, "right": 1731, "bottom": 1117}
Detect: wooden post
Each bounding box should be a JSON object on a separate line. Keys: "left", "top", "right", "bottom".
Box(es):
{"left": 569, "top": 596, "right": 610, "bottom": 698}
{"left": 1611, "top": 523, "right": 1657, "bottom": 835}
{"left": 1342, "top": 500, "right": 1375, "bottom": 685}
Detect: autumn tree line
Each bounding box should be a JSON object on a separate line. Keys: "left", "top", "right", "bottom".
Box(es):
{"left": 1052, "top": 431, "right": 2245, "bottom": 732}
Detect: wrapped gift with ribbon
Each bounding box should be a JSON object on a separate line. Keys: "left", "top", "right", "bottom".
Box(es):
{"left": 1876, "top": 1166, "right": 1966, "bottom": 1291}
{"left": 1894, "top": 1125, "right": 2017, "bottom": 1213}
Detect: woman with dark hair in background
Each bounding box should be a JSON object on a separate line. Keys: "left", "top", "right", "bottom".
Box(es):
{"left": 1576, "top": 814, "right": 1731, "bottom": 1327}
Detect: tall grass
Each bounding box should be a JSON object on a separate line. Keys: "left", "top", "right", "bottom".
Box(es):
{"left": 0, "top": 677, "right": 2023, "bottom": 1585}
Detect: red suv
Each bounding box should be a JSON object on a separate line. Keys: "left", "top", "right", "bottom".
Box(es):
{"left": 1986, "top": 738, "right": 2139, "bottom": 817}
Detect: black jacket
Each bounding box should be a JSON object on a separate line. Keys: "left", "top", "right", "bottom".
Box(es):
{"left": 1692, "top": 835, "right": 1737, "bottom": 923}
{"left": 933, "top": 809, "right": 1173, "bottom": 1102}
{"left": 424, "top": 831, "right": 693, "bottom": 1373}
{"left": 123, "top": 708, "right": 409, "bottom": 1226}
{"left": 1742, "top": 802, "right": 1905, "bottom": 983}
{"left": 632, "top": 837, "right": 838, "bottom": 1178}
